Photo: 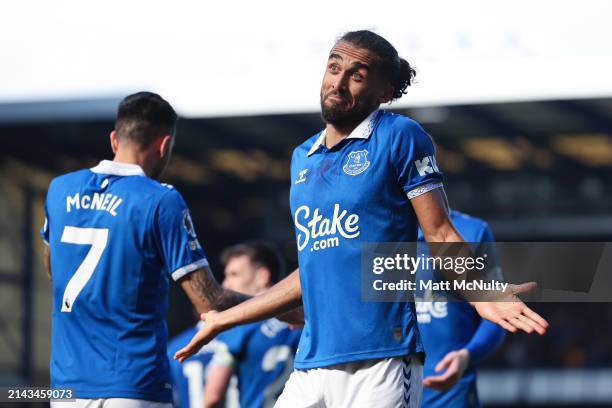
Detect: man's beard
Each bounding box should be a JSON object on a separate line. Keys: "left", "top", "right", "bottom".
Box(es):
{"left": 320, "top": 93, "right": 374, "bottom": 128}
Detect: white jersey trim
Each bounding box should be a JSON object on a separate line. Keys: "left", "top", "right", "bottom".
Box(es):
{"left": 210, "top": 343, "right": 236, "bottom": 368}
{"left": 406, "top": 182, "right": 443, "bottom": 200}
{"left": 171, "top": 258, "right": 209, "bottom": 281}
{"left": 90, "top": 160, "right": 146, "bottom": 177}
{"left": 307, "top": 109, "right": 380, "bottom": 156}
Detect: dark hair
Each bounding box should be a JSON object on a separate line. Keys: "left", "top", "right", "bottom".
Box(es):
{"left": 220, "top": 241, "right": 284, "bottom": 284}
{"left": 339, "top": 30, "right": 416, "bottom": 100}
{"left": 115, "top": 91, "right": 177, "bottom": 148}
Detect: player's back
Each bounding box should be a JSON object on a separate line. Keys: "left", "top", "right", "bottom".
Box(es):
{"left": 42, "top": 161, "right": 185, "bottom": 402}
{"left": 217, "top": 318, "right": 301, "bottom": 408}
{"left": 167, "top": 323, "right": 233, "bottom": 408}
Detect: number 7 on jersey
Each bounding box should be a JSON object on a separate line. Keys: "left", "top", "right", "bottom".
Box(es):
{"left": 60, "top": 226, "right": 109, "bottom": 312}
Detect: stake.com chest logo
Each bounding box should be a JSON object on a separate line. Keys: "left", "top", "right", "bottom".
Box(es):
{"left": 294, "top": 204, "right": 360, "bottom": 252}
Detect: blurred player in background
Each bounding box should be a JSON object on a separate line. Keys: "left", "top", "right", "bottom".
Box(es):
{"left": 167, "top": 312, "right": 234, "bottom": 408}
{"left": 41, "top": 92, "right": 248, "bottom": 407}
{"left": 416, "top": 210, "right": 506, "bottom": 408}
{"left": 205, "top": 242, "right": 301, "bottom": 408}
{"left": 176, "top": 30, "right": 548, "bottom": 407}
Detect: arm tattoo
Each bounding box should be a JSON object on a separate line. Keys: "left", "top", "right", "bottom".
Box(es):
{"left": 189, "top": 267, "right": 250, "bottom": 311}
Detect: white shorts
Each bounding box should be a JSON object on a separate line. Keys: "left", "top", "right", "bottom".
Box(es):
{"left": 275, "top": 355, "right": 422, "bottom": 408}
{"left": 50, "top": 398, "right": 173, "bottom": 408}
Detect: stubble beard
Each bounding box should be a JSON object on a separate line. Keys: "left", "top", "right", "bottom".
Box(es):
{"left": 320, "top": 93, "right": 377, "bottom": 128}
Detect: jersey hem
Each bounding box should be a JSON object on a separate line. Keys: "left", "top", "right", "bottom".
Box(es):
{"left": 171, "top": 258, "right": 209, "bottom": 281}
{"left": 294, "top": 346, "right": 424, "bottom": 369}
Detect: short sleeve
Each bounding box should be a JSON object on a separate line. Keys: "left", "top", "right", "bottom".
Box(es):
{"left": 211, "top": 326, "right": 250, "bottom": 366}
{"left": 153, "top": 188, "right": 208, "bottom": 281}
{"left": 390, "top": 119, "right": 444, "bottom": 199}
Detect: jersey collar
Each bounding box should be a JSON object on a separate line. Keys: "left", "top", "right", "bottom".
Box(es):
{"left": 307, "top": 108, "right": 380, "bottom": 156}
{"left": 90, "top": 160, "right": 146, "bottom": 177}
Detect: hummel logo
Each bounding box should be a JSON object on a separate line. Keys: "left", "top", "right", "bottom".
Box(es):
{"left": 295, "top": 169, "right": 308, "bottom": 184}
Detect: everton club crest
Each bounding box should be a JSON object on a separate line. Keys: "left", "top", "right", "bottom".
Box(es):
{"left": 343, "top": 150, "right": 371, "bottom": 176}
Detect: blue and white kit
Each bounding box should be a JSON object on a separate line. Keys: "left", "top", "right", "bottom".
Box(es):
{"left": 289, "top": 109, "right": 443, "bottom": 368}
{"left": 41, "top": 160, "right": 208, "bottom": 402}
{"left": 167, "top": 323, "right": 232, "bottom": 408}
{"left": 212, "top": 318, "right": 301, "bottom": 408}
{"left": 284, "top": 109, "right": 443, "bottom": 407}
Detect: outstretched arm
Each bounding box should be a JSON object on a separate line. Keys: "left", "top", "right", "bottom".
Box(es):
{"left": 411, "top": 188, "right": 548, "bottom": 335}
{"left": 179, "top": 265, "right": 250, "bottom": 315}
{"left": 175, "top": 269, "right": 302, "bottom": 362}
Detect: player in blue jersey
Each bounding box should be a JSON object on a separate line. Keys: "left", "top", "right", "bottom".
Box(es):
{"left": 416, "top": 210, "right": 506, "bottom": 408}
{"left": 41, "top": 92, "right": 249, "bottom": 408}
{"left": 167, "top": 318, "right": 234, "bottom": 408}
{"left": 175, "top": 31, "right": 548, "bottom": 407}
{"left": 204, "top": 242, "right": 301, "bottom": 408}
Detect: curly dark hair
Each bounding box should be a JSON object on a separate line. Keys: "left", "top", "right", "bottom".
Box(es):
{"left": 339, "top": 30, "right": 416, "bottom": 101}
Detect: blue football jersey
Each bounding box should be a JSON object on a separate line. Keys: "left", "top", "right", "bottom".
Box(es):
{"left": 40, "top": 160, "right": 208, "bottom": 402}
{"left": 416, "top": 210, "right": 503, "bottom": 408}
{"left": 214, "top": 319, "right": 301, "bottom": 408}
{"left": 167, "top": 323, "right": 230, "bottom": 408}
{"left": 289, "top": 109, "right": 443, "bottom": 368}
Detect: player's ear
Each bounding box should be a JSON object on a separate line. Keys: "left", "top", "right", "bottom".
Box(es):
{"left": 110, "top": 131, "right": 119, "bottom": 154}
{"left": 159, "top": 135, "right": 173, "bottom": 158}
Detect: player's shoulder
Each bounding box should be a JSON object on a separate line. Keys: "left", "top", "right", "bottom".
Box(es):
{"left": 48, "top": 168, "right": 91, "bottom": 190}
{"left": 450, "top": 210, "right": 490, "bottom": 241}
{"left": 215, "top": 322, "right": 254, "bottom": 351}
{"left": 375, "top": 110, "right": 433, "bottom": 150}
{"left": 130, "top": 178, "right": 187, "bottom": 209}
{"left": 122, "top": 174, "right": 178, "bottom": 195}
{"left": 377, "top": 110, "right": 426, "bottom": 135}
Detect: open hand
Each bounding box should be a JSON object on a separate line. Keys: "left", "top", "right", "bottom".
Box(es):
{"left": 472, "top": 282, "right": 548, "bottom": 335}
{"left": 423, "top": 349, "right": 470, "bottom": 391}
